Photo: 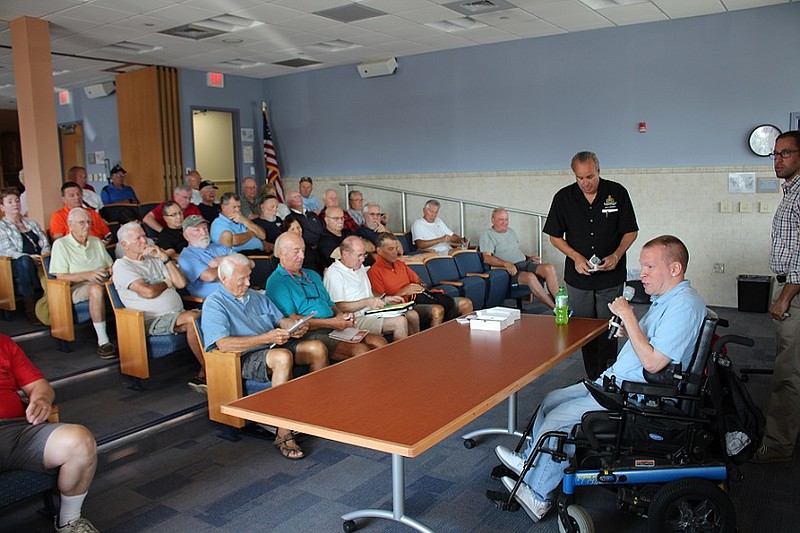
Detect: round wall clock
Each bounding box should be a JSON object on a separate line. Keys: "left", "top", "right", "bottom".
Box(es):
{"left": 748, "top": 124, "right": 781, "bottom": 156}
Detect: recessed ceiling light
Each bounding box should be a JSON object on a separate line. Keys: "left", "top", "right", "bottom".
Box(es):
{"left": 222, "top": 38, "right": 243, "bottom": 44}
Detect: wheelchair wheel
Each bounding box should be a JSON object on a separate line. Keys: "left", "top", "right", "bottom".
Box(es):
{"left": 558, "top": 504, "right": 594, "bottom": 533}
{"left": 647, "top": 478, "right": 735, "bottom": 533}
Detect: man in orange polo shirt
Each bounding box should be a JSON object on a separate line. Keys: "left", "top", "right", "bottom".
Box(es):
{"left": 367, "top": 232, "right": 471, "bottom": 328}
{"left": 49, "top": 182, "right": 111, "bottom": 242}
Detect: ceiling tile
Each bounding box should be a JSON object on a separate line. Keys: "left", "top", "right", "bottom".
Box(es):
{"left": 598, "top": 2, "right": 669, "bottom": 25}
{"left": 651, "top": 0, "right": 726, "bottom": 18}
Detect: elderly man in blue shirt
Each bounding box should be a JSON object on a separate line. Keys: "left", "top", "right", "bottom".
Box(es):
{"left": 494, "top": 235, "right": 706, "bottom": 523}
{"left": 210, "top": 193, "right": 265, "bottom": 253}
{"left": 266, "top": 231, "right": 386, "bottom": 361}
{"left": 201, "top": 253, "right": 328, "bottom": 460}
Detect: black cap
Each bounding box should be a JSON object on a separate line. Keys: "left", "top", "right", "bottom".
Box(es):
{"left": 199, "top": 180, "right": 218, "bottom": 190}
{"left": 110, "top": 164, "right": 126, "bottom": 175}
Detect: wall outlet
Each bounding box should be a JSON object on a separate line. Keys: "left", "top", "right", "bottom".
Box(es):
{"left": 759, "top": 202, "right": 772, "bottom": 213}
{"left": 720, "top": 201, "right": 733, "bottom": 213}
{"left": 713, "top": 263, "right": 725, "bottom": 274}
{"left": 740, "top": 202, "right": 751, "bottom": 213}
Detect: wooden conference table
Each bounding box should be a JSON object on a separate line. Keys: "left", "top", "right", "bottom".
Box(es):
{"left": 222, "top": 315, "right": 606, "bottom": 532}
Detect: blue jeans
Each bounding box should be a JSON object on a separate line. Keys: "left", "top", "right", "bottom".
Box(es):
{"left": 522, "top": 382, "right": 604, "bottom": 501}
{"left": 11, "top": 255, "right": 39, "bottom": 298}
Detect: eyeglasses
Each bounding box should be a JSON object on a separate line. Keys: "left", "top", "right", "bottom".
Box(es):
{"left": 769, "top": 149, "right": 800, "bottom": 160}
{"left": 176, "top": 194, "right": 192, "bottom": 200}
{"left": 164, "top": 212, "right": 183, "bottom": 217}
{"left": 292, "top": 277, "right": 320, "bottom": 300}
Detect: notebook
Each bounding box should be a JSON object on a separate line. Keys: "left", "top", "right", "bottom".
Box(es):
{"left": 328, "top": 327, "right": 369, "bottom": 343}
{"left": 363, "top": 300, "right": 414, "bottom": 315}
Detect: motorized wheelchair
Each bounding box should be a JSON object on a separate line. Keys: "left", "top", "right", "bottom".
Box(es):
{"left": 487, "top": 309, "right": 756, "bottom": 532}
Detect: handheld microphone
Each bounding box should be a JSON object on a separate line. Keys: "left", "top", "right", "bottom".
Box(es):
{"left": 608, "top": 285, "right": 636, "bottom": 339}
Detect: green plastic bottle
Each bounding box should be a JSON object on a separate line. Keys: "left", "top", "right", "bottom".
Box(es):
{"left": 555, "top": 286, "right": 569, "bottom": 325}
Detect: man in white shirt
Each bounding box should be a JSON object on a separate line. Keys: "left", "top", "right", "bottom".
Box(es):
{"left": 324, "top": 236, "right": 419, "bottom": 340}
{"left": 411, "top": 199, "right": 466, "bottom": 254}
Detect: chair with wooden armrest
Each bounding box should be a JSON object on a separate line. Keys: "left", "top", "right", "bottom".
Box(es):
{"left": 452, "top": 249, "right": 510, "bottom": 309}
{"left": 0, "top": 406, "right": 60, "bottom": 517}
{"left": 41, "top": 254, "right": 93, "bottom": 350}
{"left": 403, "top": 258, "right": 459, "bottom": 298}
{"left": 394, "top": 232, "right": 435, "bottom": 257}
{"left": 423, "top": 254, "right": 486, "bottom": 310}
{"left": 0, "top": 256, "right": 17, "bottom": 319}
{"left": 105, "top": 281, "right": 189, "bottom": 387}
{"left": 248, "top": 254, "right": 275, "bottom": 290}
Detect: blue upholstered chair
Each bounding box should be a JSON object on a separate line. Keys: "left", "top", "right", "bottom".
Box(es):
{"left": 105, "top": 282, "right": 189, "bottom": 384}
{"left": 395, "top": 232, "right": 435, "bottom": 257}
{"left": 452, "top": 249, "right": 510, "bottom": 309}
{"left": 249, "top": 255, "right": 275, "bottom": 290}
{"left": 42, "top": 254, "right": 93, "bottom": 350}
{"left": 423, "top": 254, "right": 486, "bottom": 310}
{"left": 404, "top": 259, "right": 459, "bottom": 298}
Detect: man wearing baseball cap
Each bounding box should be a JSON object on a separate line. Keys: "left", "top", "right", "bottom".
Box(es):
{"left": 197, "top": 180, "right": 221, "bottom": 223}
{"left": 178, "top": 215, "right": 233, "bottom": 298}
{"left": 100, "top": 164, "right": 139, "bottom": 204}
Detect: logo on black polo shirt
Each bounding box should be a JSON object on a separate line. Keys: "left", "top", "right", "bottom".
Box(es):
{"left": 602, "top": 195, "right": 618, "bottom": 215}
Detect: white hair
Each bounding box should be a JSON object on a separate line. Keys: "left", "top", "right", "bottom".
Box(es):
{"left": 67, "top": 207, "right": 90, "bottom": 224}
{"left": 218, "top": 253, "right": 251, "bottom": 280}
{"left": 116, "top": 221, "right": 142, "bottom": 244}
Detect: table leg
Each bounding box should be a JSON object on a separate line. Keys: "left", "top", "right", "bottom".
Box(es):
{"left": 461, "top": 392, "right": 525, "bottom": 447}
{"left": 341, "top": 454, "right": 435, "bottom": 533}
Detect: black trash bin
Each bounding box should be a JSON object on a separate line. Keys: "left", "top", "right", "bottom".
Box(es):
{"left": 737, "top": 275, "right": 774, "bottom": 313}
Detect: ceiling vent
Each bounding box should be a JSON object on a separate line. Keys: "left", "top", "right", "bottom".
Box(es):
{"left": 160, "top": 24, "right": 224, "bottom": 40}
{"left": 273, "top": 58, "right": 322, "bottom": 68}
{"left": 161, "top": 15, "right": 263, "bottom": 40}
{"left": 443, "top": 0, "right": 515, "bottom": 16}
{"left": 314, "top": 4, "right": 386, "bottom": 23}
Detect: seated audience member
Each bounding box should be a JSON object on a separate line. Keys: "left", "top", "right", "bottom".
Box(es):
{"left": 114, "top": 207, "right": 153, "bottom": 260}
{"left": 317, "top": 206, "right": 353, "bottom": 268}
{"left": 154, "top": 201, "right": 189, "bottom": 260}
{"left": 260, "top": 182, "right": 291, "bottom": 219}
{"left": 324, "top": 236, "right": 419, "bottom": 340}
{"left": 0, "top": 187, "right": 49, "bottom": 324}
{"left": 100, "top": 164, "right": 139, "bottom": 204}
{"left": 285, "top": 190, "right": 325, "bottom": 247}
{"left": 69, "top": 166, "right": 102, "bottom": 211}
{"left": 266, "top": 232, "right": 386, "bottom": 360}
{"left": 347, "top": 190, "right": 366, "bottom": 226}
{"left": 49, "top": 208, "right": 116, "bottom": 359}
{"left": 253, "top": 195, "right": 283, "bottom": 253}
{"left": 411, "top": 199, "right": 466, "bottom": 254}
{"left": 299, "top": 176, "right": 322, "bottom": 214}
{"left": 320, "top": 189, "right": 359, "bottom": 233}
{"left": 0, "top": 335, "right": 100, "bottom": 533}
{"left": 178, "top": 215, "right": 232, "bottom": 299}
{"left": 278, "top": 215, "right": 323, "bottom": 275}
{"left": 494, "top": 235, "right": 705, "bottom": 523}
{"left": 367, "top": 232, "right": 471, "bottom": 328}
{"left": 356, "top": 202, "right": 388, "bottom": 247}
{"left": 50, "top": 182, "right": 111, "bottom": 242}
{"left": 201, "top": 253, "right": 329, "bottom": 459}
{"left": 113, "top": 222, "right": 205, "bottom": 391}
{"left": 185, "top": 170, "right": 203, "bottom": 205}
{"left": 210, "top": 193, "right": 265, "bottom": 254}
{"left": 480, "top": 208, "right": 559, "bottom": 310}
{"left": 239, "top": 177, "right": 261, "bottom": 220}
{"left": 197, "top": 180, "right": 221, "bottom": 223}
{"left": 142, "top": 185, "right": 201, "bottom": 233}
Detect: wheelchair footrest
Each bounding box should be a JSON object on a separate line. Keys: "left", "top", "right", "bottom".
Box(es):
{"left": 490, "top": 464, "right": 519, "bottom": 481}
{"left": 486, "top": 489, "right": 520, "bottom": 512}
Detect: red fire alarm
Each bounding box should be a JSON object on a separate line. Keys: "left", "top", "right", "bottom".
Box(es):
{"left": 638, "top": 122, "right": 647, "bottom": 133}
{"left": 58, "top": 90, "right": 71, "bottom": 106}
{"left": 206, "top": 72, "right": 224, "bottom": 88}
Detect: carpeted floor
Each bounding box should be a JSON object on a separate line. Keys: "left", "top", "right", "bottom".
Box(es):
{"left": 1, "top": 304, "right": 797, "bottom": 533}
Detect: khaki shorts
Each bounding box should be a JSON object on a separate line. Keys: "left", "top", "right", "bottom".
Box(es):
{"left": 70, "top": 281, "right": 94, "bottom": 303}
{"left": 355, "top": 314, "right": 384, "bottom": 335}
{"left": 144, "top": 312, "right": 181, "bottom": 336}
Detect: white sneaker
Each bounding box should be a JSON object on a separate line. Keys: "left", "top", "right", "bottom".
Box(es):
{"left": 495, "top": 445, "right": 525, "bottom": 476}
{"left": 55, "top": 517, "right": 100, "bottom": 533}
{"left": 501, "top": 476, "right": 552, "bottom": 523}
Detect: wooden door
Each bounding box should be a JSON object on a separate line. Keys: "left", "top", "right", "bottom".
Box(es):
{"left": 59, "top": 122, "right": 84, "bottom": 180}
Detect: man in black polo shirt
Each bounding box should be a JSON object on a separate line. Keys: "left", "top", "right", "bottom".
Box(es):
{"left": 543, "top": 151, "right": 638, "bottom": 379}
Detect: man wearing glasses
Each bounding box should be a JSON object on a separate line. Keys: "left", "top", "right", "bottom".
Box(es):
{"left": 154, "top": 201, "right": 189, "bottom": 261}
{"left": 324, "top": 236, "right": 420, "bottom": 341}
{"left": 267, "top": 232, "right": 386, "bottom": 361}
{"left": 753, "top": 130, "right": 800, "bottom": 463}
{"left": 356, "top": 202, "right": 388, "bottom": 246}
{"left": 142, "top": 185, "right": 202, "bottom": 233}
{"left": 318, "top": 206, "right": 353, "bottom": 269}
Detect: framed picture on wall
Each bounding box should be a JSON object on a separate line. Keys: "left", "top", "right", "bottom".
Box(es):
{"left": 240, "top": 128, "right": 254, "bottom": 142}
{"left": 791, "top": 112, "right": 800, "bottom": 131}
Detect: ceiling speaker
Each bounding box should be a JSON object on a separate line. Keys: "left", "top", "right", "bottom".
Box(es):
{"left": 84, "top": 81, "right": 116, "bottom": 99}
{"left": 357, "top": 57, "right": 397, "bottom": 79}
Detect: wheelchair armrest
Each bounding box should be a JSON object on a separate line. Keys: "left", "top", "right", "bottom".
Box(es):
{"left": 621, "top": 380, "right": 679, "bottom": 399}
{"left": 583, "top": 379, "right": 624, "bottom": 411}
{"left": 643, "top": 363, "right": 682, "bottom": 385}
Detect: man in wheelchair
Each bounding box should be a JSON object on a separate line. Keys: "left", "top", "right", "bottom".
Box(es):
{"left": 494, "top": 235, "right": 707, "bottom": 524}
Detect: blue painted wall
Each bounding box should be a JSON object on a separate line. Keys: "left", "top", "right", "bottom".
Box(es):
{"left": 55, "top": 88, "right": 120, "bottom": 182}
{"left": 261, "top": 3, "right": 800, "bottom": 177}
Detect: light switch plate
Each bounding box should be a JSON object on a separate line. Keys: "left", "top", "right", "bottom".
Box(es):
{"left": 759, "top": 202, "right": 772, "bottom": 213}
{"left": 740, "top": 202, "right": 751, "bottom": 213}
{"left": 720, "top": 201, "right": 733, "bottom": 213}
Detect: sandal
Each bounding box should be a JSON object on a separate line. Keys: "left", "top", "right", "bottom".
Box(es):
{"left": 274, "top": 432, "right": 305, "bottom": 460}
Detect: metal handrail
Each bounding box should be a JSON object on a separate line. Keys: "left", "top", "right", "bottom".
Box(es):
{"left": 340, "top": 181, "right": 549, "bottom": 256}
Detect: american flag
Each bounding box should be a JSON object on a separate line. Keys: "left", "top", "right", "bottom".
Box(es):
{"left": 263, "top": 107, "right": 284, "bottom": 202}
